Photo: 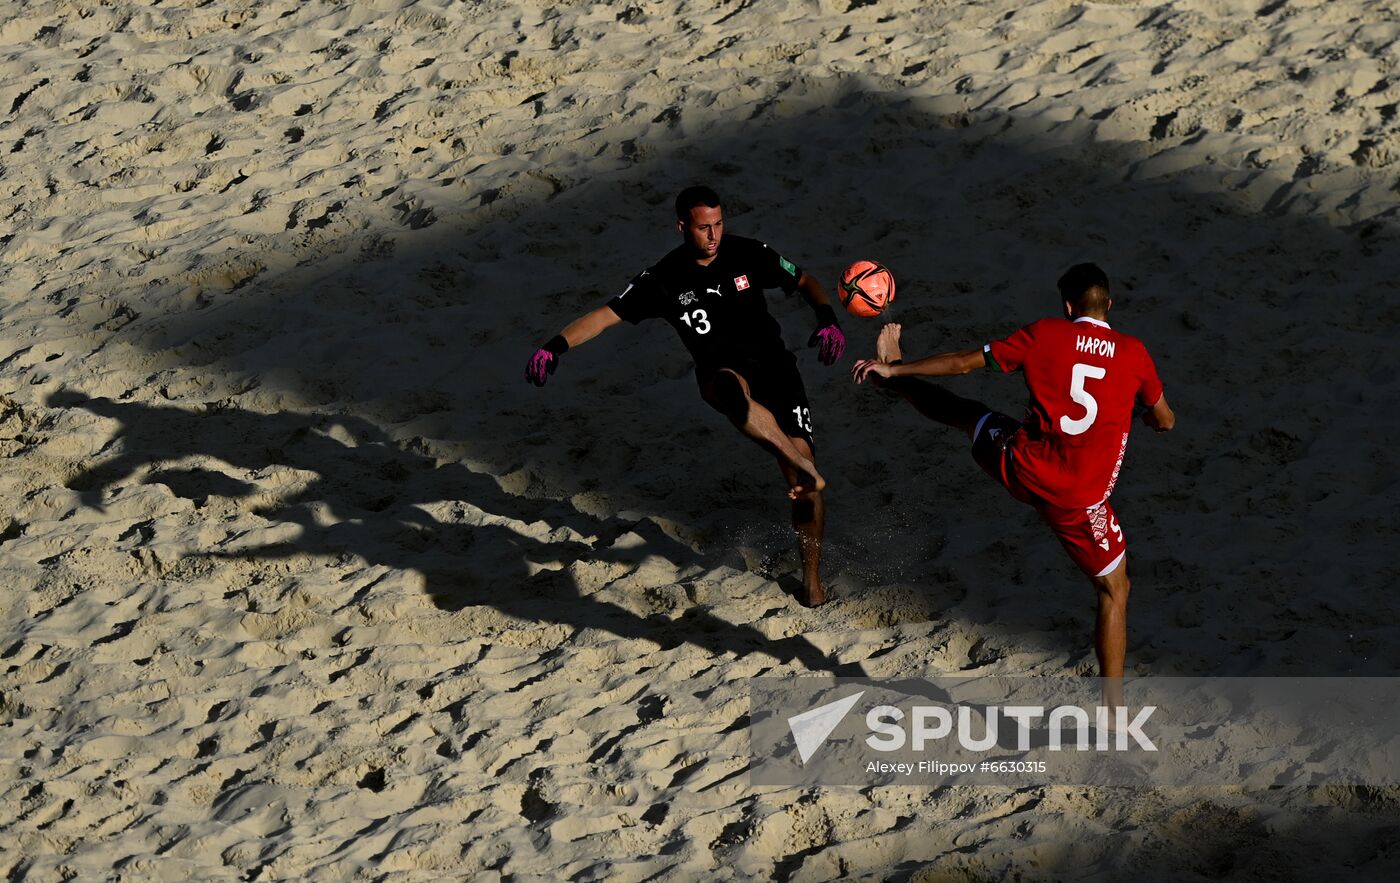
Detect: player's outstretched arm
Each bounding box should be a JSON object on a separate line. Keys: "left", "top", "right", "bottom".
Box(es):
{"left": 851, "top": 349, "right": 985, "bottom": 383}
{"left": 525, "top": 305, "right": 622, "bottom": 386}
{"left": 796, "top": 272, "right": 846, "bottom": 365}
{"left": 559, "top": 304, "right": 623, "bottom": 348}
{"left": 1141, "top": 395, "right": 1176, "bottom": 432}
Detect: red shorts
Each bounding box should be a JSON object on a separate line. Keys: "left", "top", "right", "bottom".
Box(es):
{"left": 971, "top": 412, "right": 1127, "bottom": 578}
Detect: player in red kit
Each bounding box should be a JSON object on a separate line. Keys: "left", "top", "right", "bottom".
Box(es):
{"left": 851, "top": 264, "right": 1175, "bottom": 680}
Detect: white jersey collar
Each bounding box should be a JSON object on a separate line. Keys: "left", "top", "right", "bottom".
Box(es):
{"left": 1073, "top": 316, "right": 1111, "bottom": 329}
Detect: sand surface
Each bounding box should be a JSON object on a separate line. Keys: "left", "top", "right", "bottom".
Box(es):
{"left": 2, "top": 0, "right": 1398, "bottom": 879}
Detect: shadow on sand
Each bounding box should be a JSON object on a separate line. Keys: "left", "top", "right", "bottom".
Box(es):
{"left": 29, "top": 73, "right": 1400, "bottom": 876}
{"left": 43, "top": 80, "right": 1396, "bottom": 682}
{"left": 50, "top": 388, "right": 861, "bottom": 675}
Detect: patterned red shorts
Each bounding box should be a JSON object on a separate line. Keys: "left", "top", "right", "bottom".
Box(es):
{"left": 971, "top": 412, "right": 1127, "bottom": 578}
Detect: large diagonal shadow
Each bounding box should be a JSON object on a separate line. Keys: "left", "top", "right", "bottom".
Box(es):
{"left": 49, "top": 390, "right": 858, "bottom": 674}
{"left": 4, "top": 11, "right": 1394, "bottom": 868}
{"left": 42, "top": 81, "right": 1399, "bottom": 680}
{"left": 85, "top": 90, "right": 1392, "bottom": 675}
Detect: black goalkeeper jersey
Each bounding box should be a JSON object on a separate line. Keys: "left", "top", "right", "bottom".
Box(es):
{"left": 606, "top": 235, "right": 804, "bottom": 375}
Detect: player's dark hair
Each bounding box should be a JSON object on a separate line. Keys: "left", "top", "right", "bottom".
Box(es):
{"left": 1057, "top": 263, "right": 1111, "bottom": 313}
{"left": 675, "top": 185, "right": 721, "bottom": 221}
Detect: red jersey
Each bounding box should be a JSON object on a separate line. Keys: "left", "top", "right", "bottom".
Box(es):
{"left": 985, "top": 317, "right": 1163, "bottom": 509}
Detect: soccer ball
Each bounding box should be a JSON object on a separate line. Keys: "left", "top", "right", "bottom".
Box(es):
{"left": 839, "top": 260, "right": 896, "bottom": 317}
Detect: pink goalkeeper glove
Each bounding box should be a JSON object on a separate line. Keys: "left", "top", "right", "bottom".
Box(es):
{"left": 808, "top": 304, "right": 845, "bottom": 365}
{"left": 809, "top": 324, "right": 846, "bottom": 365}
{"left": 525, "top": 349, "right": 556, "bottom": 386}
{"left": 525, "top": 335, "right": 569, "bottom": 386}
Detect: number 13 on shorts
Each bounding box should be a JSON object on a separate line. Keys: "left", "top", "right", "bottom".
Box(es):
{"left": 791, "top": 406, "right": 813, "bottom": 433}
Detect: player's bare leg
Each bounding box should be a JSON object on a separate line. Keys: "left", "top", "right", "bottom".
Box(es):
{"left": 1090, "top": 556, "right": 1131, "bottom": 719}
{"left": 872, "top": 324, "right": 987, "bottom": 437}
{"left": 779, "top": 436, "right": 826, "bottom": 607}
{"left": 1089, "top": 557, "right": 1130, "bottom": 677}
{"left": 701, "top": 369, "right": 825, "bottom": 498}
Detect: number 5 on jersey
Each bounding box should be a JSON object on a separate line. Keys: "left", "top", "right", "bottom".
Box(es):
{"left": 1061, "top": 363, "right": 1106, "bottom": 435}
{"left": 679, "top": 309, "right": 710, "bottom": 334}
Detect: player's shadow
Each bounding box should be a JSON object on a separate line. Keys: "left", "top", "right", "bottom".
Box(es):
{"left": 47, "top": 390, "right": 857, "bottom": 675}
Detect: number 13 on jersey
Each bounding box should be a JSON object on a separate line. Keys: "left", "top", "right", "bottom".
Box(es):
{"left": 679, "top": 309, "right": 711, "bottom": 334}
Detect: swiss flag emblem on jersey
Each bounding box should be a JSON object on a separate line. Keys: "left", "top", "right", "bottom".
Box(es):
{"left": 734, "top": 275, "right": 750, "bottom": 291}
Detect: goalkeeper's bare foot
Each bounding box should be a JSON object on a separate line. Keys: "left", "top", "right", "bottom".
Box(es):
{"left": 788, "top": 464, "right": 826, "bottom": 499}
{"left": 876, "top": 323, "right": 903, "bottom": 363}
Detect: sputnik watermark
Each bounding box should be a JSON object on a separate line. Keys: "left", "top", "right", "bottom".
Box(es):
{"left": 864, "top": 703, "right": 1155, "bottom": 753}
{"left": 750, "top": 677, "right": 1400, "bottom": 787}
{"left": 788, "top": 694, "right": 1154, "bottom": 765}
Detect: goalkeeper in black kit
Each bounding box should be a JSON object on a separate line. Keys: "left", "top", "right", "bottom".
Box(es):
{"left": 525, "top": 185, "right": 845, "bottom": 607}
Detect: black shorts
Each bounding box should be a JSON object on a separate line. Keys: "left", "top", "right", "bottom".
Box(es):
{"left": 697, "top": 354, "right": 814, "bottom": 447}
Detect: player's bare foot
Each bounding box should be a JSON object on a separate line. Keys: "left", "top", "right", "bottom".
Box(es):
{"left": 876, "top": 323, "right": 903, "bottom": 363}
{"left": 799, "top": 583, "right": 828, "bottom": 607}
{"left": 784, "top": 451, "right": 825, "bottom": 499}
{"left": 788, "top": 466, "right": 826, "bottom": 499}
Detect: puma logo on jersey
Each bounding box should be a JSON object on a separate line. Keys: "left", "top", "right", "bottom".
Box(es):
{"left": 1075, "top": 336, "right": 1116, "bottom": 358}
{"left": 706, "top": 286, "right": 722, "bottom": 298}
